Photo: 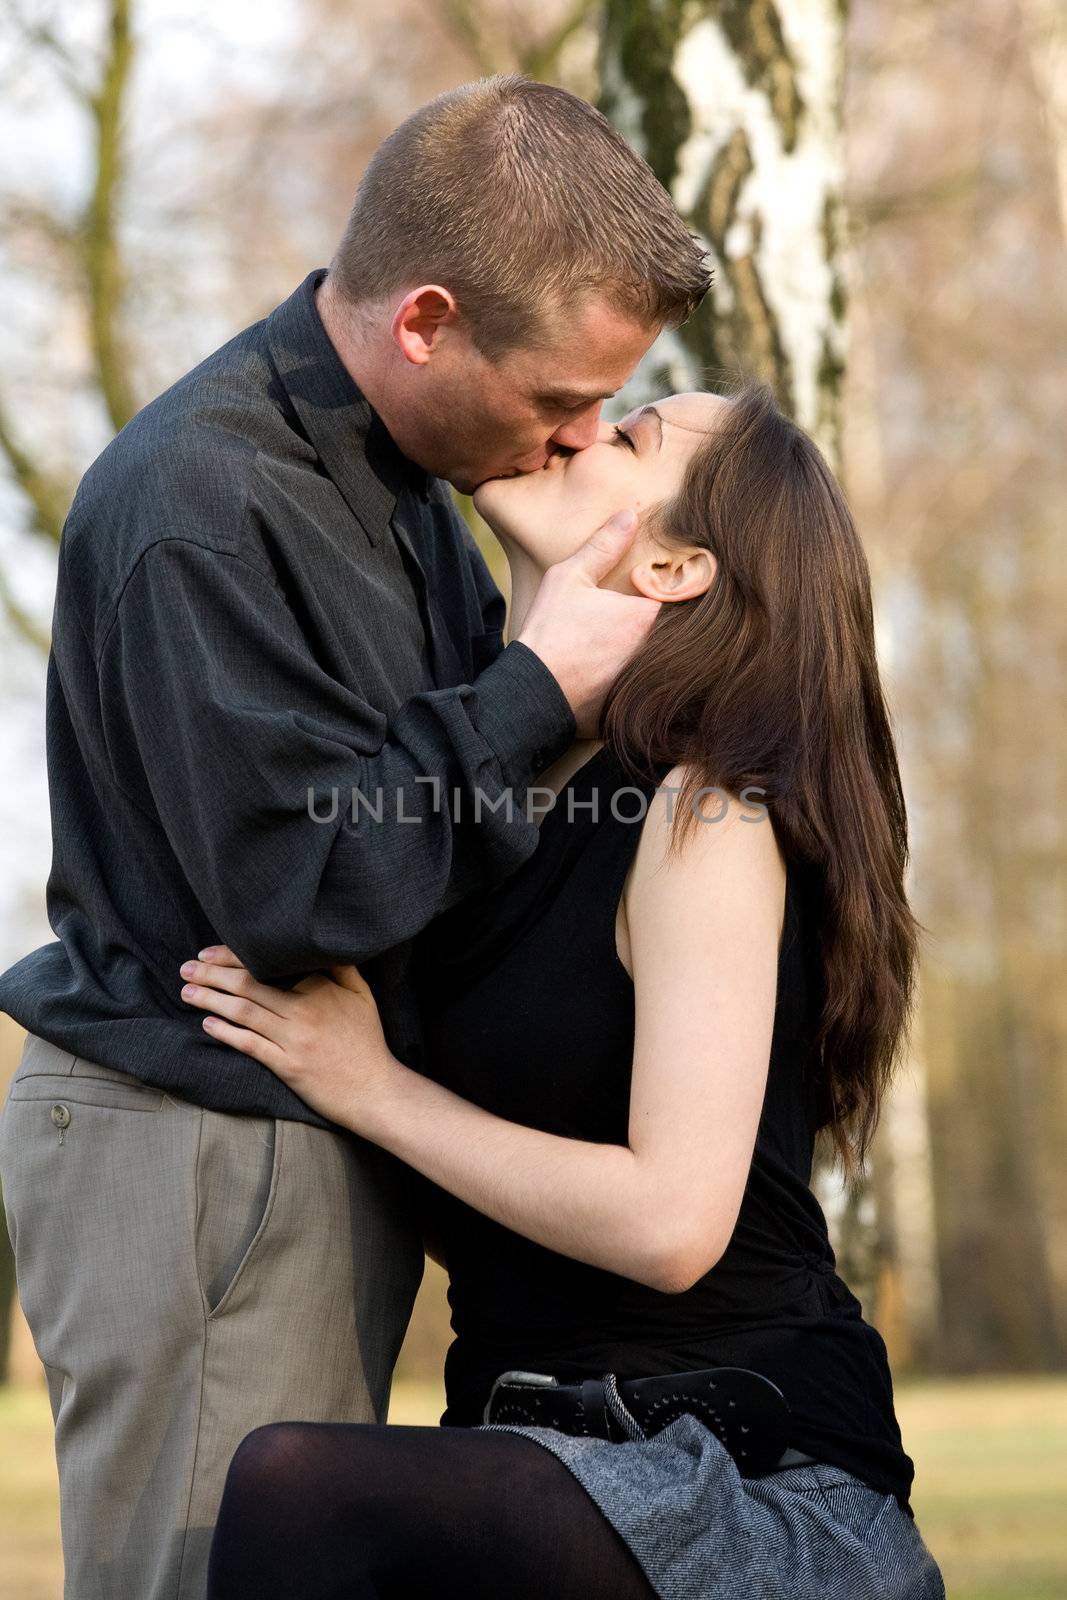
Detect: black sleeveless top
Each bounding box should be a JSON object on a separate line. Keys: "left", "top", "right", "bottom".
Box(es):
{"left": 411, "top": 743, "right": 915, "bottom": 1515}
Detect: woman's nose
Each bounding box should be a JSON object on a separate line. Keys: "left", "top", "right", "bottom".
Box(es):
{"left": 551, "top": 403, "right": 603, "bottom": 452}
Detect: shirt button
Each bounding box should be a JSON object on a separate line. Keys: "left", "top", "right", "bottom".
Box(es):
{"left": 50, "top": 1104, "right": 71, "bottom": 1129}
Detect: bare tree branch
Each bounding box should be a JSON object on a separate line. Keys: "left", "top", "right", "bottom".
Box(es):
{"left": 0, "top": 394, "right": 68, "bottom": 545}
{"left": 0, "top": 0, "right": 94, "bottom": 102}
{"left": 0, "top": 564, "right": 51, "bottom": 653}
{"left": 0, "top": 0, "right": 137, "bottom": 661}
{"left": 1023, "top": 0, "right": 1067, "bottom": 249}
{"left": 437, "top": 0, "right": 599, "bottom": 83}
{"left": 84, "top": 0, "right": 137, "bottom": 434}
{"left": 1, "top": 195, "right": 80, "bottom": 256}
{"left": 851, "top": 165, "right": 997, "bottom": 228}
{"left": 519, "top": 0, "right": 599, "bottom": 80}
{"left": 438, "top": 0, "right": 501, "bottom": 75}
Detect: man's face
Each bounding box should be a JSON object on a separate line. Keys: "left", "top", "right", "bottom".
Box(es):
{"left": 411, "top": 296, "right": 660, "bottom": 494}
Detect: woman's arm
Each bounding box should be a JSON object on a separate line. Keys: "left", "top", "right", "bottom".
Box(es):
{"left": 179, "top": 768, "right": 785, "bottom": 1293}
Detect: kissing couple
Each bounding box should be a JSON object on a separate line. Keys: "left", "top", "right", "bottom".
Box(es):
{"left": 0, "top": 75, "right": 945, "bottom": 1600}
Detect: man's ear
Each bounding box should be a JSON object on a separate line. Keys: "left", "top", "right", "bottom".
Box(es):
{"left": 392, "top": 285, "right": 459, "bottom": 365}
{"left": 629, "top": 545, "right": 716, "bottom": 604}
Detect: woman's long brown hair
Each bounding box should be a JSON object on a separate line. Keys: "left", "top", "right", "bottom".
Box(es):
{"left": 602, "top": 382, "right": 921, "bottom": 1182}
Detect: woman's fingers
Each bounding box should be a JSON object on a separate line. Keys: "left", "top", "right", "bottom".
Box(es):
{"left": 199, "top": 1013, "right": 288, "bottom": 1072}
{"left": 196, "top": 944, "right": 243, "bottom": 967}
{"left": 180, "top": 978, "right": 290, "bottom": 1044}
{"left": 179, "top": 959, "right": 294, "bottom": 1018}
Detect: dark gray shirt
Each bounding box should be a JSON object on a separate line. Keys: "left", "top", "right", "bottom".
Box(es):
{"left": 0, "top": 269, "right": 575, "bottom": 1127}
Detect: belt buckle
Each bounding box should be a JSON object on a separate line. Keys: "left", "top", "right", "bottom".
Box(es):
{"left": 482, "top": 1369, "right": 560, "bottom": 1424}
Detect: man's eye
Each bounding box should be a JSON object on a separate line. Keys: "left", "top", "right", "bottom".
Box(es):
{"left": 612, "top": 425, "right": 637, "bottom": 452}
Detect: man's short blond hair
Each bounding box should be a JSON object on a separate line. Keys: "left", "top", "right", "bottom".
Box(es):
{"left": 330, "top": 75, "right": 711, "bottom": 357}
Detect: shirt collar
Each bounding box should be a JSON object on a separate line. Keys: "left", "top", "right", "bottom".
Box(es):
{"left": 264, "top": 268, "right": 430, "bottom": 546}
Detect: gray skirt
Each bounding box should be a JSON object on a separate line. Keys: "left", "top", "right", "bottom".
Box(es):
{"left": 479, "top": 1412, "right": 946, "bottom": 1600}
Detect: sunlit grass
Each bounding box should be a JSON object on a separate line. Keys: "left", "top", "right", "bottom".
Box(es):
{"left": 897, "top": 1376, "right": 1067, "bottom": 1600}
{"left": 3, "top": 1374, "right": 1065, "bottom": 1598}
{"left": 0, "top": 1385, "right": 65, "bottom": 1600}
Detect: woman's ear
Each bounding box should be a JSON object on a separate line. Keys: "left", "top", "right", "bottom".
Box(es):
{"left": 629, "top": 545, "right": 716, "bottom": 604}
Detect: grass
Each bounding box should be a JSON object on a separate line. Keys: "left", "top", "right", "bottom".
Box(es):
{"left": 895, "top": 1376, "right": 1067, "bottom": 1600}
{"left": 2, "top": 1374, "right": 1065, "bottom": 1597}
{"left": 0, "top": 1385, "right": 64, "bottom": 1600}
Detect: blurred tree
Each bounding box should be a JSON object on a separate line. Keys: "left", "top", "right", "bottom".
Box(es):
{"left": 1024, "top": 0, "right": 1067, "bottom": 246}
{"left": 598, "top": 0, "right": 848, "bottom": 464}
{"left": 845, "top": 0, "right": 1067, "bottom": 1369}
{"left": 591, "top": 0, "right": 893, "bottom": 1312}
{"left": 0, "top": 0, "right": 138, "bottom": 1375}
{"left": 2, "top": 0, "right": 1065, "bottom": 1385}
{"left": 0, "top": 0, "right": 135, "bottom": 650}
{"left": 437, "top": 0, "right": 599, "bottom": 82}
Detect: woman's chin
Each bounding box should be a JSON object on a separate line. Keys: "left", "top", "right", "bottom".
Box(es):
{"left": 470, "top": 480, "right": 495, "bottom": 520}
{"left": 472, "top": 478, "right": 521, "bottom": 541}
{"left": 473, "top": 473, "right": 569, "bottom": 564}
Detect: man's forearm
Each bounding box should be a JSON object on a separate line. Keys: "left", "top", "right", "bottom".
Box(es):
{"left": 101, "top": 540, "right": 576, "bottom": 984}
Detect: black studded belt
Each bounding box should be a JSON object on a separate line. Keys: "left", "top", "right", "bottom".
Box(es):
{"left": 483, "top": 1364, "right": 814, "bottom": 1477}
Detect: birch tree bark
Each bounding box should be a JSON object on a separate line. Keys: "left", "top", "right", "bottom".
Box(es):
{"left": 597, "top": 0, "right": 887, "bottom": 1310}
{"left": 598, "top": 0, "right": 848, "bottom": 464}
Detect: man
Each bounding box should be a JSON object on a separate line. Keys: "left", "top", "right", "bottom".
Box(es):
{"left": 0, "top": 75, "right": 709, "bottom": 1599}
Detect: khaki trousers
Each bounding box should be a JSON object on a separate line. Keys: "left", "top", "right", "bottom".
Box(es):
{"left": 0, "top": 1033, "right": 425, "bottom": 1599}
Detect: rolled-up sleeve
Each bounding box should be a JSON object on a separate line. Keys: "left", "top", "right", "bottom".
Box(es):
{"left": 97, "top": 537, "right": 575, "bottom": 977}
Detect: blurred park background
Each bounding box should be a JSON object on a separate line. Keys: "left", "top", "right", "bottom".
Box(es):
{"left": 0, "top": 0, "right": 1065, "bottom": 1595}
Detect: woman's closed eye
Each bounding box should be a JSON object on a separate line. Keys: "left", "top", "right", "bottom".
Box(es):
{"left": 612, "top": 424, "right": 637, "bottom": 452}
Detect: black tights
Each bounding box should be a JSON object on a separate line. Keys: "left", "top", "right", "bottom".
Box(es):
{"left": 205, "top": 1421, "right": 657, "bottom": 1599}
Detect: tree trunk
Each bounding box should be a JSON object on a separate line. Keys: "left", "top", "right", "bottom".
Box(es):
{"left": 0, "top": 0, "right": 137, "bottom": 650}
{"left": 598, "top": 0, "right": 882, "bottom": 1301}
{"left": 598, "top": 0, "right": 848, "bottom": 464}
{"left": 880, "top": 1028, "right": 944, "bottom": 1368}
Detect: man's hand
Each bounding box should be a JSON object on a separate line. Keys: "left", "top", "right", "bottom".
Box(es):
{"left": 516, "top": 510, "right": 661, "bottom": 737}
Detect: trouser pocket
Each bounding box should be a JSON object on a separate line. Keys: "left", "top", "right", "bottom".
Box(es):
{"left": 194, "top": 1107, "right": 283, "bottom": 1318}
{"left": 0, "top": 1044, "right": 166, "bottom": 1263}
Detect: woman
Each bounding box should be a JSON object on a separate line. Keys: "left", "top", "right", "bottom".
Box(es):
{"left": 183, "top": 384, "right": 945, "bottom": 1598}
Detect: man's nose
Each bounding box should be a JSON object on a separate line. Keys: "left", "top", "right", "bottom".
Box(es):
{"left": 550, "top": 402, "right": 603, "bottom": 452}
